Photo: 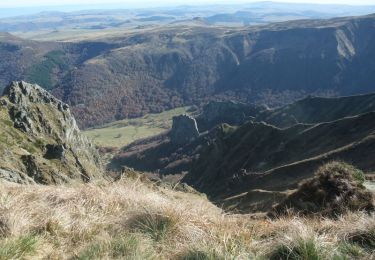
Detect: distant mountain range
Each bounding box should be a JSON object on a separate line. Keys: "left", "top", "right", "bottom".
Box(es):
{"left": 1, "top": 1, "right": 375, "bottom": 24}
{"left": 1, "top": 13, "right": 375, "bottom": 128}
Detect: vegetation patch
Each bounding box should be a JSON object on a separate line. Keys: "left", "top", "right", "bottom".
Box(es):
{"left": 348, "top": 228, "right": 375, "bottom": 251}
{"left": 338, "top": 242, "right": 366, "bottom": 258}
{"left": 270, "top": 161, "right": 375, "bottom": 217}
{"left": 84, "top": 106, "right": 192, "bottom": 147}
{"left": 0, "top": 217, "right": 9, "bottom": 238}
{"left": 76, "top": 236, "right": 154, "bottom": 260}
{"left": 178, "top": 248, "right": 225, "bottom": 260}
{"left": 270, "top": 238, "right": 324, "bottom": 260}
{"left": 0, "top": 235, "right": 38, "bottom": 260}
{"left": 0, "top": 179, "right": 374, "bottom": 259}
{"left": 128, "top": 211, "right": 178, "bottom": 241}
{"left": 27, "top": 50, "right": 68, "bottom": 90}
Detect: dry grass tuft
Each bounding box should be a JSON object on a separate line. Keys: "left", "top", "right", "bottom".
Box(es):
{"left": 340, "top": 213, "right": 375, "bottom": 252}
{"left": 268, "top": 220, "right": 333, "bottom": 259}
{"left": 127, "top": 210, "right": 179, "bottom": 241}
{"left": 0, "top": 176, "right": 374, "bottom": 259}
{"left": 177, "top": 248, "right": 225, "bottom": 260}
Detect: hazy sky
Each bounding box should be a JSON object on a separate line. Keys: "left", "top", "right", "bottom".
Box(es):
{"left": 1, "top": 0, "right": 374, "bottom": 8}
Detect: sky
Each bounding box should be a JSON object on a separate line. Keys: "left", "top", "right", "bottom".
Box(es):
{"left": 0, "top": 0, "right": 374, "bottom": 8}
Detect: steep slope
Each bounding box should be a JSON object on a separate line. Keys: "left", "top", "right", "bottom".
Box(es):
{"left": 196, "top": 101, "right": 264, "bottom": 132}
{"left": 0, "top": 14, "right": 375, "bottom": 127}
{"left": 1, "top": 173, "right": 374, "bottom": 259}
{"left": 111, "top": 92, "right": 375, "bottom": 212}
{"left": 257, "top": 93, "right": 375, "bottom": 128}
{"left": 0, "top": 33, "right": 59, "bottom": 89}
{"left": 185, "top": 112, "right": 375, "bottom": 198}
{"left": 59, "top": 14, "right": 375, "bottom": 127}
{"left": 110, "top": 114, "right": 207, "bottom": 175}
{"left": 0, "top": 81, "right": 102, "bottom": 184}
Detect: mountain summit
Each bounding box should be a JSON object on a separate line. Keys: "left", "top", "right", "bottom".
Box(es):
{"left": 0, "top": 81, "right": 102, "bottom": 184}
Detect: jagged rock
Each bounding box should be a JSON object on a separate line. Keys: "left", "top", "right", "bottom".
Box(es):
{"left": 0, "top": 168, "right": 33, "bottom": 184}
{"left": 3, "top": 81, "right": 72, "bottom": 136}
{"left": 12, "top": 109, "right": 33, "bottom": 132}
{"left": 169, "top": 115, "right": 199, "bottom": 145}
{"left": 21, "top": 155, "right": 50, "bottom": 185}
{"left": 0, "top": 81, "right": 102, "bottom": 184}
{"left": 44, "top": 144, "right": 65, "bottom": 160}
{"left": 196, "top": 101, "right": 263, "bottom": 132}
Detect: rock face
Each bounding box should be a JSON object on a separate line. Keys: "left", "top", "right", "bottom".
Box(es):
{"left": 44, "top": 144, "right": 65, "bottom": 160}
{"left": 0, "top": 81, "right": 102, "bottom": 184}
{"left": 196, "top": 101, "right": 264, "bottom": 132}
{"left": 169, "top": 115, "right": 199, "bottom": 145}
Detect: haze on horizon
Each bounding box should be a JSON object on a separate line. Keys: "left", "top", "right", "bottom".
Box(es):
{"left": 1, "top": 0, "right": 375, "bottom": 8}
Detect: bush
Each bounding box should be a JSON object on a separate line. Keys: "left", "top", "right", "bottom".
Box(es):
{"left": 351, "top": 167, "right": 366, "bottom": 185}
{"left": 270, "top": 162, "right": 374, "bottom": 217}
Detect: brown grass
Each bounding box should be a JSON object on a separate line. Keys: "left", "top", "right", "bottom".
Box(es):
{"left": 0, "top": 177, "right": 374, "bottom": 259}
{"left": 270, "top": 161, "right": 374, "bottom": 217}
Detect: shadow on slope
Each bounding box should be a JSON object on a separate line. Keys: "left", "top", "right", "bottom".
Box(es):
{"left": 111, "top": 93, "right": 375, "bottom": 213}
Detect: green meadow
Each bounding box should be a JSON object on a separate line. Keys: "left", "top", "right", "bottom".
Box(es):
{"left": 84, "top": 107, "right": 192, "bottom": 147}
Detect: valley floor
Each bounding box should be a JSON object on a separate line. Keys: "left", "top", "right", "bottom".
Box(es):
{"left": 83, "top": 107, "right": 192, "bottom": 148}
{"left": 0, "top": 177, "right": 374, "bottom": 260}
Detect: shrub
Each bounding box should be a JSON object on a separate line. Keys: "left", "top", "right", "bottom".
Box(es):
{"left": 351, "top": 167, "right": 366, "bottom": 185}
{"left": 270, "top": 162, "right": 374, "bottom": 217}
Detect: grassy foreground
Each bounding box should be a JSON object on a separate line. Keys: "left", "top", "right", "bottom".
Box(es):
{"left": 83, "top": 107, "right": 192, "bottom": 148}
{"left": 0, "top": 177, "right": 374, "bottom": 259}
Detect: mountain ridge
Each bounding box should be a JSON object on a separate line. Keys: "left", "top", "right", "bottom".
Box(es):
{"left": 0, "top": 14, "right": 374, "bottom": 128}
{"left": 111, "top": 91, "right": 375, "bottom": 212}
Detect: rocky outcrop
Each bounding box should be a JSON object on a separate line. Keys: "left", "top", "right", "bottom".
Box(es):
{"left": 169, "top": 115, "right": 199, "bottom": 145}
{"left": 0, "top": 81, "right": 102, "bottom": 184}
{"left": 196, "top": 101, "right": 264, "bottom": 132}
{"left": 44, "top": 144, "right": 65, "bottom": 160}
